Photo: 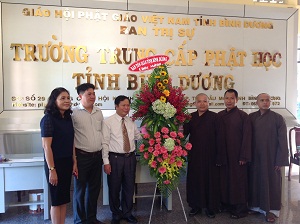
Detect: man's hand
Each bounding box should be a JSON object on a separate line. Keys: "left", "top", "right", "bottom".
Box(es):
{"left": 104, "top": 164, "right": 111, "bottom": 175}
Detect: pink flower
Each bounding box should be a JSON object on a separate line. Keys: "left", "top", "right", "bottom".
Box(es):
{"left": 185, "top": 143, "right": 192, "bottom": 150}
{"left": 178, "top": 132, "right": 184, "bottom": 138}
{"left": 170, "top": 131, "right": 177, "bottom": 138}
{"left": 154, "top": 132, "right": 161, "bottom": 138}
{"left": 176, "top": 139, "right": 181, "bottom": 144}
{"left": 149, "top": 138, "right": 155, "bottom": 146}
{"left": 153, "top": 150, "right": 160, "bottom": 156}
{"left": 163, "top": 134, "right": 169, "bottom": 139}
{"left": 157, "top": 157, "right": 163, "bottom": 162}
{"left": 169, "top": 157, "right": 175, "bottom": 164}
{"left": 154, "top": 144, "right": 161, "bottom": 150}
{"left": 182, "top": 150, "right": 187, "bottom": 156}
{"left": 155, "top": 138, "right": 161, "bottom": 144}
{"left": 161, "top": 127, "right": 169, "bottom": 134}
{"left": 158, "top": 166, "right": 166, "bottom": 174}
{"left": 148, "top": 147, "right": 154, "bottom": 153}
{"left": 141, "top": 125, "right": 149, "bottom": 135}
{"left": 160, "top": 146, "right": 167, "bottom": 154}
{"left": 176, "top": 160, "right": 183, "bottom": 167}
{"left": 143, "top": 133, "right": 150, "bottom": 139}
{"left": 163, "top": 153, "right": 169, "bottom": 160}
{"left": 144, "top": 152, "right": 149, "bottom": 159}
{"left": 151, "top": 161, "right": 157, "bottom": 168}
{"left": 163, "top": 180, "right": 170, "bottom": 185}
{"left": 139, "top": 144, "right": 145, "bottom": 150}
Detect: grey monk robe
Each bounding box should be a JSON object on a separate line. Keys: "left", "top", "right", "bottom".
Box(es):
{"left": 248, "top": 109, "right": 289, "bottom": 212}
{"left": 218, "top": 107, "right": 252, "bottom": 205}
{"left": 184, "top": 110, "right": 220, "bottom": 211}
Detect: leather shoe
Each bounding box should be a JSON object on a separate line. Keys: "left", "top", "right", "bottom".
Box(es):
{"left": 111, "top": 218, "right": 120, "bottom": 224}
{"left": 205, "top": 209, "right": 215, "bottom": 218}
{"left": 125, "top": 215, "right": 138, "bottom": 223}
{"left": 189, "top": 208, "right": 200, "bottom": 216}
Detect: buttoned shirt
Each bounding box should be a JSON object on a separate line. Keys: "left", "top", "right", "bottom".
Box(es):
{"left": 102, "top": 113, "right": 141, "bottom": 165}
{"left": 72, "top": 103, "right": 104, "bottom": 152}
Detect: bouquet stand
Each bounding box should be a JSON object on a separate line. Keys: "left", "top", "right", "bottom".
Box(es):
{"left": 148, "top": 182, "right": 187, "bottom": 224}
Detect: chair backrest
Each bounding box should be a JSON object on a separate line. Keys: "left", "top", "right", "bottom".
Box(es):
{"left": 289, "top": 127, "right": 300, "bottom": 157}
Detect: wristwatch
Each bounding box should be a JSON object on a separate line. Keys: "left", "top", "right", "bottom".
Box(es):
{"left": 49, "top": 166, "right": 55, "bottom": 171}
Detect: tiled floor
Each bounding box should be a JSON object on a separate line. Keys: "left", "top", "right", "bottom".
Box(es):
{"left": 0, "top": 175, "right": 300, "bottom": 224}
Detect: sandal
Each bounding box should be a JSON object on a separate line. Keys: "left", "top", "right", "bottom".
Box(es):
{"left": 266, "top": 212, "right": 276, "bottom": 223}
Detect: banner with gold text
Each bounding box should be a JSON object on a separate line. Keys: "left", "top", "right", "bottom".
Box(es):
{"left": 2, "top": 3, "right": 288, "bottom": 110}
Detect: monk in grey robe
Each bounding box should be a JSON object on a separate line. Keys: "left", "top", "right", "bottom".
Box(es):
{"left": 248, "top": 93, "right": 289, "bottom": 223}
{"left": 184, "top": 93, "right": 220, "bottom": 218}
{"left": 217, "top": 89, "right": 251, "bottom": 219}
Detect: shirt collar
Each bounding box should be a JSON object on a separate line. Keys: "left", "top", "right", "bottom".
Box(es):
{"left": 78, "top": 103, "right": 99, "bottom": 114}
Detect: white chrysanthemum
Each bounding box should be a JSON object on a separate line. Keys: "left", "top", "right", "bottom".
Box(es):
{"left": 164, "top": 138, "right": 175, "bottom": 151}
{"left": 152, "top": 99, "right": 165, "bottom": 114}
{"left": 163, "top": 102, "right": 176, "bottom": 119}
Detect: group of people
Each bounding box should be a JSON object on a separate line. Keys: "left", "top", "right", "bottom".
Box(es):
{"left": 40, "top": 84, "right": 289, "bottom": 224}
{"left": 184, "top": 89, "right": 289, "bottom": 223}
{"left": 41, "top": 83, "right": 140, "bottom": 224}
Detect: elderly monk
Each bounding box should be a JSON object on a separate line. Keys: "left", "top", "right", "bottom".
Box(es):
{"left": 217, "top": 89, "right": 252, "bottom": 219}
{"left": 248, "top": 93, "right": 289, "bottom": 223}
{"left": 184, "top": 93, "right": 220, "bottom": 218}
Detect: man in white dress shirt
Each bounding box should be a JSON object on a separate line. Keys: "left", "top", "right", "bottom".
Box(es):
{"left": 72, "top": 83, "right": 105, "bottom": 224}
{"left": 102, "top": 95, "right": 141, "bottom": 224}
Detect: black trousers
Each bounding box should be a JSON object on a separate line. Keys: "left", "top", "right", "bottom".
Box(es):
{"left": 108, "top": 152, "right": 136, "bottom": 220}
{"left": 73, "top": 149, "right": 103, "bottom": 224}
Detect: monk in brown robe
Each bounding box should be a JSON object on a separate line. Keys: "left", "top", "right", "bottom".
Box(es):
{"left": 217, "top": 89, "right": 251, "bottom": 219}
{"left": 184, "top": 93, "right": 220, "bottom": 218}
{"left": 248, "top": 93, "right": 289, "bottom": 223}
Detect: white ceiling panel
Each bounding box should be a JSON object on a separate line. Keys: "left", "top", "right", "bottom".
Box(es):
{"left": 128, "top": 0, "right": 188, "bottom": 14}
{"left": 245, "top": 5, "right": 298, "bottom": 20}
{"left": 188, "top": 1, "right": 245, "bottom": 17}
{"left": 62, "top": 0, "right": 127, "bottom": 10}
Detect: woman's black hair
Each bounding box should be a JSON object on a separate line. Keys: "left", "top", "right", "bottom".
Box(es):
{"left": 44, "top": 87, "right": 72, "bottom": 119}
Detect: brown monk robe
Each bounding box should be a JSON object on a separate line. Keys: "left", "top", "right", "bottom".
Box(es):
{"left": 183, "top": 93, "right": 221, "bottom": 218}
{"left": 184, "top": 110, "right": 220, "bottom": 217}
{"left": 248, "top": 93, "right": 289, "bottom": 222}
{"left": 217, "top": 89, "right": 251, "bottom": 219}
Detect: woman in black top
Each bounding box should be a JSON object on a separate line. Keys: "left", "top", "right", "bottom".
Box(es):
{"left": 40, "top": 87, "right": 77, "bottom": 224}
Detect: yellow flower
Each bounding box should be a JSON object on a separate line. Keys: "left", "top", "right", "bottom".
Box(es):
{"left": 154, "top": 75, "right": 160, "bottom": 79}
{"left": 160, "top": 71, "right": 167, "bottom": 76}
{"left": 158, "top": 65, "right": 164, "bottom": 69}
{"left": 160, "top": 96, "right": 166, "bottom": 103}
{"left": 157, "top": 82, "right": 163, "bottom": 88}
{"left": 163, "top": 79, "right": 169, "bottom": 84}
{"left": 163, "top": 90, "right": 170, "bottom": 97}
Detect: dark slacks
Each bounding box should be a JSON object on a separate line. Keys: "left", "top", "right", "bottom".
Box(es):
{"left": 73, "top": 149, "right": 103, "bottom": 224}
{"left": 108, "top": 152, "right": 136, "bottom": 220}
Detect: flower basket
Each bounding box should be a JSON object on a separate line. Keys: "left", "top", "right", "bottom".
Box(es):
{"left": 131, "top": 64, "right": 192, "bottom": 197}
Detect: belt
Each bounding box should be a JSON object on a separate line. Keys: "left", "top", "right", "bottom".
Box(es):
{"left": 75, "top": 148, "right": 101, "bottom": 157}
{"left": 109, "top": 151, "right": 134, "bottom": 158}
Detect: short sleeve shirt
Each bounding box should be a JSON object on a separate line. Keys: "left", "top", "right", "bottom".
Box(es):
{"left": 40, "top": 113, "right": 74, "bottom": 159}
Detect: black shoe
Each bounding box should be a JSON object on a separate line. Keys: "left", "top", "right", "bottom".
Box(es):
{"left": 125, "top": 215, "right": 138, "bottom": 223}
{"left": 111, "top": 218, "right": 120, "bottom": 224}
{"left": 189, "top": 208, "right": 201, "bottom": 216}
{"left": 205, "top": 209, "right": 215, "bottom": 218}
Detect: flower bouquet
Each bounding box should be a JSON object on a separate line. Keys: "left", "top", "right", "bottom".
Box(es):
{"left": 131, "top": 64, "right": 192, "bottom": 197}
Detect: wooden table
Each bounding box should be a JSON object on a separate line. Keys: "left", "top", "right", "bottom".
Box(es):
{"left": 0, "top": 153, "right": 49, "bottom": 220}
